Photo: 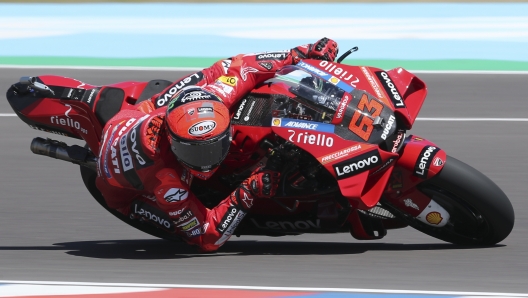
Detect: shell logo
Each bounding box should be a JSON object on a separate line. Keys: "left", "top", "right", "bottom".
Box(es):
{"left": 426, "top": 212, "right": 443, "bottom": 225}
{"left": 329, "top": 76, "right": 340, "bottom": 85}
{"left": 272, "top": 118, "right": 281, "bottom": 127}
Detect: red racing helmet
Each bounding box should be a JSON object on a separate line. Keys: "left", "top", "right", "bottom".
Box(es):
{"left": 165, "top": 87, "right": 231, "bottom": 180}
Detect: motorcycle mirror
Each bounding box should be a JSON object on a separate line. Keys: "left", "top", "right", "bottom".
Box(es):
{"left": 336, "top": 46, "right": 359, "bottom": 64}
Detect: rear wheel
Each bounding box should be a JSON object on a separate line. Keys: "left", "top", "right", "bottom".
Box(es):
{"left": 80, "top": 165, "right": 181, "bottom": 242}
{"left": 386, "top": 156, "right": 514, "bottom": 245}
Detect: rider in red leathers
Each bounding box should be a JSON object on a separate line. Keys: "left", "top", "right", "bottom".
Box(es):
{"left": 95, "top": 38, "right": 339, "bottom": 252}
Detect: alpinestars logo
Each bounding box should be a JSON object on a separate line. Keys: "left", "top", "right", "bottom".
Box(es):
{"left": 240, "top": 66, "right": 258, "bottom": 81}
{"left": 164, "top": 188, "right": 189, "bottom": 203}
{"left": 242, "top": 192, "right": 253, "bottom": 209}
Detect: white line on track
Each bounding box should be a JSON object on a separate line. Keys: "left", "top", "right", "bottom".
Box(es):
{"left": 0, "top": 280, "right": 527, "bottom": 297}
{"left": 3, "top": 114, "right": 528, "bottom": 122}
{"left": 1, "top": 64, "right": 528, "bottom": 75}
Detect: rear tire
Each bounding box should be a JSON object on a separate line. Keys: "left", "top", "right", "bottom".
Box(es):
{"left": 387, "top": 155, "right": 514, "bottom": 245}
{"left": 80, "top": 165, "right": 181, "bottom": 242}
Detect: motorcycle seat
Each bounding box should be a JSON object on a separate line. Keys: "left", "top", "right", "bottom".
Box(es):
{"left": 95, "top": 87, "right": 125, "bottom": 126}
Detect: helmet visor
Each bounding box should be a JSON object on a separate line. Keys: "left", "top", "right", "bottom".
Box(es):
{"left": 170, "top": 130, "right": 231, "bottom": 172}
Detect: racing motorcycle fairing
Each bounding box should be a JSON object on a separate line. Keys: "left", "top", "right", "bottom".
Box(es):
{"left": 261, "top": 64, "right": 402, "bottom": 209}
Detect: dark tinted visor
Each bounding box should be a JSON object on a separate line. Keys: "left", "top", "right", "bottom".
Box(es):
{"left": 170, "top": 130, "right": 231, "bottom": 171}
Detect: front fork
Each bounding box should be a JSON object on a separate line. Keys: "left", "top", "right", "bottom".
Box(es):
{"left": 383, "top": 135, "right": 450, "bottom": 227}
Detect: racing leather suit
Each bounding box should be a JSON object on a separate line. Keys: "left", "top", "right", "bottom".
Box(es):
{"left": 96, "top": 41, "right": 337, "bottom": 252}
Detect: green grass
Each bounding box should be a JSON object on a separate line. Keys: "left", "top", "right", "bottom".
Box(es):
{"left": 1, "top": 56, "right": 528, "bottom": 71}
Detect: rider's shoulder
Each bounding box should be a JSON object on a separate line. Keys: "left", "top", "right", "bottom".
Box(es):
{"left": 136, "top": 110, "right": 166, "bottom": 156}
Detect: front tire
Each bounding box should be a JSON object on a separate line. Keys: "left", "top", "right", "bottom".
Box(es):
{"left": 387, "top": 155, "right": 514, "bottom": 245}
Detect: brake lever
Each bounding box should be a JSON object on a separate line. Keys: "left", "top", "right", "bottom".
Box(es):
{"left": 336, "top": 46, "right": 359, "bottom": 64}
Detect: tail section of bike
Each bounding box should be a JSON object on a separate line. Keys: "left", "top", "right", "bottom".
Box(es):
{"left": 6, "top": 75, "right": 172, "bottom": 153}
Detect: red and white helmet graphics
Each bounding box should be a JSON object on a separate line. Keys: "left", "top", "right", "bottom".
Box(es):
{"left": 166, "top": 87, "right": 230, "bottom": 141}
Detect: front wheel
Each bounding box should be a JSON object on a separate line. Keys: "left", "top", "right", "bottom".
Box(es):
{"left": 386, "top": 156, "right": 514, "bottom": 246}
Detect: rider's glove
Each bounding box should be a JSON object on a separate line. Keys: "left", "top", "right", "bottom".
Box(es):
{"left": 291, "top": 37, "right": 339, "bottom": 64}
{"left": 246, "top": 169, "right": 280, "bottom": 199}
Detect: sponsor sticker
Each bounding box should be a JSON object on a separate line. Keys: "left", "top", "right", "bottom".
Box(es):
{"left": 214, "top": 208, "right": 246, "bottom": 246}
{"left": 375, "top": 71, "right": 406, "bottom": 109}
{"left": 216, "top": 206, "right": 239, "bottom": 233}
{"left": 173, "top": 210, "right": 194, "bottom": 225}
{"left": 287, "top": 130, "right": 334, "bottom": 148}
{"left": 243, "top": 100, "right": 256, "bottom": 122}
{"left": 156, "top": 72, "right": 204, "bottom": 108}
{"left": 259, "top": 62, "right": 273, "bottom": 71}
{"left": 256, "top": 52, "right": 288, "bottom": 61}
{"left": 169, "top": 208, "right": 185, "bottom": 216}
{"left": 132, "top": 201, "right": 173, "bottom": 230}
{"left": 233, "top": 99, "right": 247, "bottom": 120}
{"left": 333, "top": 150, "right": 382, "bottom": 180}
{"left": 185, "top": 227, "right": 202, "bottom": 238}
{"left": 50, "top": 104, "right": 88, "bottom": 135}
{"left": 381, "top": 115, "right": 396, "bottom": 140}
{"left": 127, "top": 118, "right": 154, "bottom": 169}
{"left": 178, "top": 217, "right": 199, "bottom": 231}
{"left": 333, "top": 94, "right": 350, "bottom": 121}
{"left": 273, "top": 118, "right": 334, "bottom": 133}
{"left": 403, "top": 198, "right": 420, "bottom": 210}
{"left": 426, "top": 212, "right": 443, "bottom": 225}
{"left": 319, "top": 61, "right": 360, "bottom": 88}
{"left": 164, "top": 188, "right": 189, "bottom": 203}
{"left": 188, "top": 120, "right": 217, "bottom": 136}
{"left": 217, "top": 76, "right": 237, "bottom": 87}
{"left": 318, "top": 145, "right": 362, "bottom": 165}
{"left": 360, "top": 66, "right": 385, "bottom": 100}
{"left": 414, "top": 146, "right": 440, "bottom": 178}
{"left": 391, "top": 132, "right": 405, "bottom": 153}
{"left": 251, "top": 218, "right": 321, "bottom": 230}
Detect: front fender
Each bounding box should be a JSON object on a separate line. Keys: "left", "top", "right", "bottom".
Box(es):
{"left": 385, "top": 135, "right": 447, "bottom": 198}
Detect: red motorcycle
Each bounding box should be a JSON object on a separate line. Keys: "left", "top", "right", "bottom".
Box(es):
{"left": 6, "top": 53, "right": 514, "bottom": 246}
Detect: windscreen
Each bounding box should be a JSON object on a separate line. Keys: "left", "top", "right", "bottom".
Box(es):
{"left": 268, "top": 65, "right": 346, "bottom": 123}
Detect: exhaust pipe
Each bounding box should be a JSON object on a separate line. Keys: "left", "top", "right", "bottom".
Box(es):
{"left": 30, "top": 137, "right": 98, "bottom": 171}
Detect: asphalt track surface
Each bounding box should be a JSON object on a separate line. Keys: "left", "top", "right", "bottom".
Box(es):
{"left": 0, "top": 68, "right": 527, "bottom": 294}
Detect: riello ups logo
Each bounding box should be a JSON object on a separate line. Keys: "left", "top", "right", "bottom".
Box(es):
{"left": 333, "top": 150, "right": 382, "bottom": 180}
